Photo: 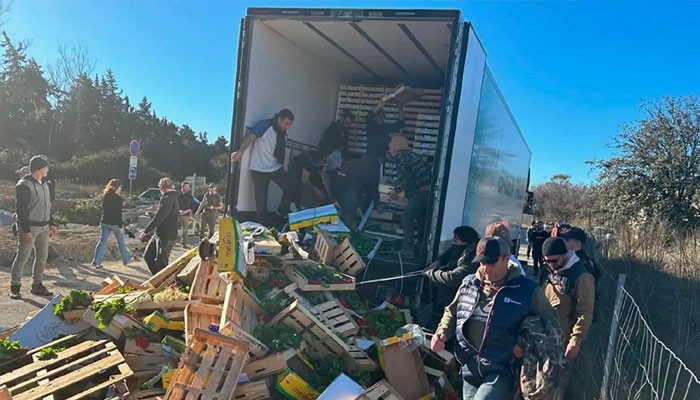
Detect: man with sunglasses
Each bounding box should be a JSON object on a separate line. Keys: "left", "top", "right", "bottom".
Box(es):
{"left": 432, "top": 236, "right": 557, "bottom": 399}
{"left": 541, "top": 237, "right": 595, "bottom": 362}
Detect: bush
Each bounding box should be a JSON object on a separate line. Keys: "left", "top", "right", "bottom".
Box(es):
{"left": 52, "top": 149, "right": 164, "bottom": 188}
{"left": 61, "top": 196, "right": 102, "bottom": 226}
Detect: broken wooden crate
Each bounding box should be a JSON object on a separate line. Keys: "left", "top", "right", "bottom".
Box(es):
{"left": 190, "top": 258, "right": 227, "bottom": 303}
{"left": 283, "top": 284, "right": 359, "bottom": 338}
{"left": 241, "top": 352, "right": 289, "bottom": 381}
{"left": 97, "top": 274, "right": 150, "bottom": 296}
{"left": 313, "top": 229, "right": 338, "bottom": 265}
{"left": 334, "top": 238, "right": 366, "bottom": 277}
{"left": 220, "top": 282, "right": 263, "bottom": 334}
{"left": 284, "top": 261, "right": 355, "bottom": 292}
{"left": 82, "top": 308, "right": 143, "bottom": 340}
{"left": 184, "top": 302, "right": 223, "bottom": 343}
{"left": 354, "top": 380, "right": 406, "bottom": 400}
{"left": 0, "top": 338, "right": 133, "bottom": 400}
{"left": 268, "top": 300, "right": 350, "bottom": 360}
{"left": 164, "top": 329, "right": 249, "bottom": 400}
{"left": 219, "top": 321, "right": 269, "bottom": 359}
{"left": 232, "top": 380, "right": 270, "bottom": 400}
{"left": 347, "top": 339, "right": 379, "bottom": 372}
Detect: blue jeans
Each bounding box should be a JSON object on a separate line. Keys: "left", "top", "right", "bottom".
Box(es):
{"left": 92, "top": 223, "right": 131, "bottom": 265}
{"left": 462, "top": 373, "right": 514, "bottom": 400}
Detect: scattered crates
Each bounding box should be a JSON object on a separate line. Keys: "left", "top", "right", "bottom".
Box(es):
{"left": 164, "top": 329, "right": 249, "bottom": 400}
{"left": 232, "top": 380, "right": 270, "bottom": 400}
{"left": 220, "top": 282, "right": 263, "bottom": 334}
{"left": 184, "top": 302, "right": 222, "bottom": 343}
{"left": 313, "top": 298, "right": 360, "bottom": 337}
{"left": 0, "top": 339, "right": 133, "bottom": 400}
{"left": 284, "top": 262, "right": 356, "bottom": 291}
{"left": 314, "top": 229, "right": 338, "bottom": 265}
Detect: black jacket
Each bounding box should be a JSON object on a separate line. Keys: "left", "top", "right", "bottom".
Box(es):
{"left": 425, "top": 242, "right": 479, "bottom": 288}
{"left": 179, "top": 191, "right": 194, "bottom": 212}
{"left": 145, "top": 190, "right": 180, "bottom": 240}
{"left": 318, "top": 121, "right": 350, "bottom": 160}
{"left": 101, "top": 191, "right": 124, "bottom": 227}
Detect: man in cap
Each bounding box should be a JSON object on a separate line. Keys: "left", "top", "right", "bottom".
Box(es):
{"left": 432, "top": 236, "right": 558, "bottom": 400}
{"left": 141, "top": 177, "right": 180, "bottom": 274}
{"left": 197, "top": 183, "right": 223, "bottom": 240}
{"left": 558, "top": 226, "right": 601, "bottom": 282}
{"left": 484, "top": 222, "right": 527, "bottom": 276}
{"left": 10, "top": 156, "right": 57, "bottom": 299}
{"left": 387, "top": 135, "right": 432, "bottom": 259}
{"left": 541, "top": 237, "right": 595, "bottom": 362}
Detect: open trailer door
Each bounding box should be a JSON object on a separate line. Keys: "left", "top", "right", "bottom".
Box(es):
{"left": 226, "top": 16, "right": 254, "bottom": 216}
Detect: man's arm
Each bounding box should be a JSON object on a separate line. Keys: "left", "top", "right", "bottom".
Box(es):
{"left": 15, "top": 185, "right": 31, "bottom": 234}
{"left": 530, "top": 286, "right": 559, "bottom": 324}
{"left": 569, "top": 273, "right": 595, "bottom": 347}
{"left": 231, "top": 133, "right": 257, "bottom": 162}
{"left": 389, "top": 105, "right": 405, "bottom": 131}
{"left": 425, "top": 261, "right": 478, "bottom": 288}
{"left": 435, "top": 289, "right": 460, "bottom": 341}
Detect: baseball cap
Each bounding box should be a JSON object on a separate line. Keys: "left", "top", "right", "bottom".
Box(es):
{"left": 559, "top": 226, "right": 587, "bottom": 244}
{"left": 208, "top": 183, "right": 217, "bottom": 188}
{"left": 472, "top": 236, "right": 511, "bottom": 264}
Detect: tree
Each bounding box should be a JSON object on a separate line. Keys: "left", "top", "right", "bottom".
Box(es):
{"left": 531, "top": 174, "right": 592, "bottom": 225}
{"left": 592, "top": 96, "right": 700, "bottom": 230}
{"left": 46, "top": 42, "right": 95, "bottom": 102}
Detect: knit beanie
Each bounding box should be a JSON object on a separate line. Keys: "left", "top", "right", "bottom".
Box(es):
{"left": 542, "top": 237, "right": 568, "bottom": 256}
{"left": 29, "top": 156, "right": 49, "bottom": 172}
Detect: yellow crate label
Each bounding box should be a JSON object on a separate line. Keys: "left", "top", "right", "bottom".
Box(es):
{"left": 161, "top": 370, "right": 174, "bottom": 389}
{"left": 276, "top": 370, "right": 319, "bottom": 400}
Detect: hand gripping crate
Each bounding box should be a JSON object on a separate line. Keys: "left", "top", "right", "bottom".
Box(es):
{"left": 268, "top": 300, "right": 350, "bottom": 360}
{"left": 189, "top": 258, "right": 227, "bottom": 304}
{"left": 353, "top": 380, "right": 406, "bottom": 400}
{"left": 334, "top": 238, "right": 366, "bottom": 277}
{"left": 0, "top": 339, "right": 133, "bottom": 400}
{"left": 164, "top": 329, "right": 249, "bottom": 400}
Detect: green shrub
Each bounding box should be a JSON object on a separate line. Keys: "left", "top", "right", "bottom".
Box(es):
{"left": 63, "top": 196, "right": 102, "bottom": 225}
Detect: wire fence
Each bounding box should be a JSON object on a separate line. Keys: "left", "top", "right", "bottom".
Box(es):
{"left": 568, "top": 259, "right": 700, "bottom": 400}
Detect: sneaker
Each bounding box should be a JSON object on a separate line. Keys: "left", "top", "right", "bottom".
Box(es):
{"left": 10, "top": 284, "right": 21, "bottom": 300}
{"left": 123, "top": 257, "right": 136, "bottom": 266}
{"left": 31, "top": 283, "right": 54, "bottom": 297}
{"left": 91, "top": 263, "right": 103, "bottom": 268}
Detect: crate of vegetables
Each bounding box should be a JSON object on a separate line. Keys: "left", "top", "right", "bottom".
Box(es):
{"left": 284, "top": 261, "right": 355, "bottom": 292}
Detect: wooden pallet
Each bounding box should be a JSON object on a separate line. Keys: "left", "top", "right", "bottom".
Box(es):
{"left": 381, "top": 84, "right": 425, "bottom": 105}
{"left": 313, "top": 229, "right": 338, "bottom": 265}
{"left": 334, "top": 238, "right": 366, "bottom": 277}
{"left": 184, "top": 302, "right": 223, "bottom": 343}
{"left": 220, "top": 282, "right": 263, "bottom": 334}
{"left": 268, "top": 300, "right": 350, "bottom": 360}
{"left": 232, "top": 380, "right": 269, "bottom": 400}
{"left": 165, "top": 329, "right": 249, "bottom": 400}
{"left": 0, "top": 339, "right": 133, "bottom": 400}
{"left": 284, "top": 262, "right": 356, "bottom": 291}
{"left": 354, "top": 380, "right": 406, "bottom": 400}
{"left": 190, "top": 258, "right": 227, "bottom": 303}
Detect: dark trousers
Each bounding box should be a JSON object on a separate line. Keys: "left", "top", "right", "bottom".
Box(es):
{"left": 144, "top": 236, "right": 174, "bottom": 275}
{"left": 339, "top": 185, "right": 361, "bottom": 229}
{"left": 200, "top": 212, "right": 217, "bottom": 239}
{"left": 532, "top": 249, "right": 543, "bottom": 277}
{"left": 401, "top": 190, "right": 429, "bottom": 252}
{"left": 251, "top": 168, "right": 288, "bottom": 224}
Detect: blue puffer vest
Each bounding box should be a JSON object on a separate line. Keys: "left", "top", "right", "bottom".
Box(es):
{"left": 454, "top": 273, "right": 537, "bottom": 383}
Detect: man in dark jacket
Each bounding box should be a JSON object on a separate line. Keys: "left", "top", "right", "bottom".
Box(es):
{"left": 432, "top": 236, "right": 558, "bottom": 400}
{"left": 141, "top": 178, "right": 180, "bottom": 274}
{"left": 178, "top": 181, "right": 195, "bottom": 246}
{"left": 336, "top": 155, "right": 382, "bottom": 230}
{"left": 197, "top": 183, "right": 223, "bottom": 240}
{"left": 279, "top": 151, "right": 329, "bottom": 213}
{"left": 530, "top": 221, "right": 549, "bottom": 277}
{"left": 365, "top": 100, "right": 404, "bottom": 158}
{"left": 526, "top": 221, "right": 536, "bottom": 258}
{"left": 559, "top": 226, "right": 602, "bottom": 283}
{"left": 10, "top": 156, "right": 57, "bottom": 299}
{"left": 318, "top": 110, "right": 354, "bottom": 169}
{"left": 424, "top": 226, "right": 480, "bottom": 299}
{"left": 387, "top": 136, "right": 432, "bottom": 259}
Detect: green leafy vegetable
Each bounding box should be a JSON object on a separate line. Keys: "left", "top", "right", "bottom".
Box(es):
{"left": 253, "top": 324, "right": 302, "bottom": 352}
{"left": 37, "top": 346, "right": 65, "bottom": 360}
{"left": 92, "top": 298, "right": 135, "bottom": 328}
{"left": 0, "top": 339, "right": 22, "bottom": 360}
{"left": 295, "top": 262, "right": 353, "bottom": 286}
{"left": 54, "top": 289, "right": 92, "bottom": 319}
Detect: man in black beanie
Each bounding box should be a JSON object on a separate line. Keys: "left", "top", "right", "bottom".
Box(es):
{"left": 10, "top": 156, "right": 57, "bottom": 299}
{"left": 541, "top": 236, "right": 595, "bottom": 364}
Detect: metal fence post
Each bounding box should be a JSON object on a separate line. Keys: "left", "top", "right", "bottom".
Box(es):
{"left": 600, "top": 273, "right": 626, "bottom": 400}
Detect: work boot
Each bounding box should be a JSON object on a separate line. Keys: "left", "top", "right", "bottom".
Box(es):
{"left": 10, "top": 284, "right": 21, "bottom": 300}
{"left": 30, "top": 283, "right": 54, "bottom": 297}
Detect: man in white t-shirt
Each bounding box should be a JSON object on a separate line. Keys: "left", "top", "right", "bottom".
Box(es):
{"left": 231, "top": 109, "right": 294, "bottom": 224}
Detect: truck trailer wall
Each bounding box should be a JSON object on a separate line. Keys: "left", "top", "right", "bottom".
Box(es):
{"left": 461, "top": 68, "right": 531, "bottom": 241}
{"left": 438, "top": 25, "right": 487, "bottom": 252}
{"left": 236, "top": 19, "right": 342, "bottom": 212}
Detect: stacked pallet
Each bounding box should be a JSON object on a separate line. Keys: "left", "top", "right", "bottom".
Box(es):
{"left": 336, "top": 84, "right": 443, "bottom": 158}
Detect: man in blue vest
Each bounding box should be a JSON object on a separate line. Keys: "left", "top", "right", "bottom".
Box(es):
{"left": 432, "top": 236, "right": 558, "bottom": 400}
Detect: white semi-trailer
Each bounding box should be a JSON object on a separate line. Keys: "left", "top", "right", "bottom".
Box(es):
{"left": 226, "top": 8, "right": 531, "bottom": 263}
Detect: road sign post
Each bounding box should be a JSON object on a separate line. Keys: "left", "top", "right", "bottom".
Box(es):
{"left": 128, "top": 140, "right": 140, "bottom": 197}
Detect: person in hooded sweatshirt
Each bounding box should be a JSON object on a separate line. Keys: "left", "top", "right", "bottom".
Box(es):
{"left": 541, "top": 237, "right": 595, "bottom": 363}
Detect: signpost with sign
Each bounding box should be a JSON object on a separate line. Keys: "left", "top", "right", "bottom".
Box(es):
{"left": 128, "top": 140, "right": 140, "bottom": 197}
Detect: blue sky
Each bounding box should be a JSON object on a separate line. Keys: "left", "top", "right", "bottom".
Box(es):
{"left": 5, "top": 1, "right": 700, "bottom": 184}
